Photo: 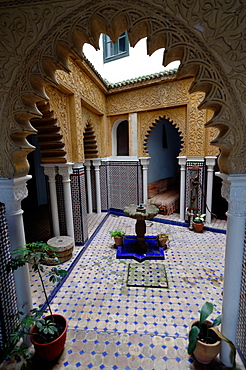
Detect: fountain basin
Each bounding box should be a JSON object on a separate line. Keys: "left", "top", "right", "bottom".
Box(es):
{"left": 116, "top": 235, "right": 165, "bottom": 262}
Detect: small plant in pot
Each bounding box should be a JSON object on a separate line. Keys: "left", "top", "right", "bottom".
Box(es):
{"left": 193, "top": 213, "right": 206, "bottom": 232}
{"left": 156, "top": 232, "right": 170, "bottom": 248}
{"left": 188, "top": 302, "right": 236, "bottom": 367}
{"left": 109, "top": 230, "right": 125, "bottom": 246}
{"left": 7, "top": 241, "right": 68, "bottom": 363}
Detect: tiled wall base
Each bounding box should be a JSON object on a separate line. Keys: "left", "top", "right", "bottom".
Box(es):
{"left": 237, "top": 228, "right": 246, "bottom": 365}
{"left": 56, "top": 174, "right": 67, "bottom": 236}
{"left": 186, "top": 161, "right": 205, "bottom": 217}
{"left": 0, "top": 203, "right": 18, "bottom": 349}
{"left": 71, "top": 167, "right": 88, "bottom": 245}
{"left": 100, "top": 160, "right": 142, "bottom": 211}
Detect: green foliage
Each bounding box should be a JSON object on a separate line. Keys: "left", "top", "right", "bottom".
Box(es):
{"left": 157, "top": 233, "right": 170, "bottom": 241}
{"left": 36, "top": 318, "right": 58, "bottom": 336}
{"left": 4, "top": 241, "right": 68, "bottom": 366}
{"left": 188, "top": 302, "right": 235, "bottom": 369}
{"left": 1, "top": 308, "right": 46, "bottom": 368}
{"left": 109, "top": 230, "right": 125, "bottom": 237}
{"left": 193, "top": 213, "right": 206, "bottom": 223}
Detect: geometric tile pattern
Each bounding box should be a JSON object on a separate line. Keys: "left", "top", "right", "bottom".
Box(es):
{"left": 185, "top": 161, "right": 205, "bottom": 218}
{"left": 107, "top": 161, "right": 141, "bottom": 209}
{"left": 56, "top": 173, "right": 67, "bottom": 236}
{"left": 98, "top": 160, "right": 143, "bottom": 212}
{"left": 127, "top": 263, "right": 169, "bottom": 288}
{"left": 237, "top": 231, "right": 246, "bottom": 365}
{"left": 28, "top": 213, "right": 245, "bottom": 369}
{"left": 0, "top": 203, "right": 19, "bottom": 349}
{"left": 100, "top": 162, "right": 108, "bottom": 211}
{"left": 71, "top": 167, "right": 88, "bottom": 245}
{"left": 91, "top": 165, "right": 97, "bottom": 212}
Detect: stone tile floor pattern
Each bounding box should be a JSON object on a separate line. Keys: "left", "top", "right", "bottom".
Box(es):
{"left": 28, "top": 212, "right": 245, "bottom": 369}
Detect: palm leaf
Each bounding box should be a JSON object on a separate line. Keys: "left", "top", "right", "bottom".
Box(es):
{"left": 188, "top": 325, "right": 200, "bottom": 354}
{"left": 200, "top": 302, "right": 213, "bottom": 325}
{"left": 210, "top": 327, "right": 236, "bottom": 370}
{"left": 212, "top": 314, "right": 222, "bottom": 327}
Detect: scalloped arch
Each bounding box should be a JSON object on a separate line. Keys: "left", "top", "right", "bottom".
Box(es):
{"left": 83, "top": 121, "right": 99, "bottom": 159}
{"left": 2, "top": 0, "right": 245, "bottom": 178}
{"left": 143, "top": 114, "right": 184, "bottom": 156}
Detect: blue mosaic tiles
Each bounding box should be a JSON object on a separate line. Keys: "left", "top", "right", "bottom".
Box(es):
{"left": 28, "top": 213, "right": 245, "bottom": 369}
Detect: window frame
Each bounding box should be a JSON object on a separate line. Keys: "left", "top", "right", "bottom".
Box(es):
{"left": 103, "top": 32, "right": 129, "bottom": 63}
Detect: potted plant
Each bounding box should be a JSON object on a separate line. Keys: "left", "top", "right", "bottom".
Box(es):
{"left": 0, "top": 308, "right": 46, "bottom": 369}
{"left": 109, "top": 230, "right": 125, "bottom": 246}
{"left": 156, "top": 232, "right": 170, "bottom": 248}
{"left": 193, "top": 213, "right": 206, "bottom": 232}
{"left": 7, "top": 241, "right": 68, "bottom": 362}
{"left": 188, "top": 302, "right": 236, "bottom": 367}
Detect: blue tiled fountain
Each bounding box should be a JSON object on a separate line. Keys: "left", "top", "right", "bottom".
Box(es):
{"left": 116, "top": 204, "right": 165, "bottom": 262}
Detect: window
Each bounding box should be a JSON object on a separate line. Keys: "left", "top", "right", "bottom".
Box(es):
{"left": 103, "top": 32, "right": 129, "bottom": 63}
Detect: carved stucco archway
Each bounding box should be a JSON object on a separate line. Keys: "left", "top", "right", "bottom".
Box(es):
{"left": 142, "top": 113, "right": 185, "bottom": 156}
{"left": 1, "top": 0, "right": 245, "bottom": 178}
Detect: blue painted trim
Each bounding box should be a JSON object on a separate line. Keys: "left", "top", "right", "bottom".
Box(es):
{"left": 42, "top": 212, "right": 110, "bottom": 309}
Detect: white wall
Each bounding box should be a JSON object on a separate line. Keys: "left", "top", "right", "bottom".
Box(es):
{"left": 83, "top": 36, "right": 180, "bottom": 83}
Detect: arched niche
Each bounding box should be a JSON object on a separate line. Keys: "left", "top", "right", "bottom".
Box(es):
{"left": 112, "top": 119, "right": 129, "bottom": 156}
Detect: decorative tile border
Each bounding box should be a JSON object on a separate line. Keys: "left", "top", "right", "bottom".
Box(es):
{"left": 0, "top": 203, "right": 19, "bottom": 348}
{"left": 71, "top": 167, "right": 88, "bottom": 245}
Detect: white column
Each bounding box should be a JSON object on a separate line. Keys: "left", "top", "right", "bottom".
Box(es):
{"left": 0, "top": 176, "right": 32, "bottom": 316}
{"left": 178, "top": 156, "right": 187, "bottom": 222}
{"left": 205, "top": 156, "right": 217, "bottom": 224}
{"left": 139, "top": 157, "right": 150, "bottom": 205}
{"left": 58, "top": 163, "right": 74, "bottom": 239}
{"left": 128, "top": 113, "right": 138, "bottom": 156}
{"left": 42, "top": 164, "right": 60, "bottom": 236}
{"left": 84, "top": 159, "right": 93, "bottom": 214}
{"left": 92, "top": 159, "right": 101, "bottom": 213}
{"left": 217, "top": 173, "right": 246, "bottom": 367}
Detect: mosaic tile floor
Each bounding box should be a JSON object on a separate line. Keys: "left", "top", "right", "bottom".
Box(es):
{"left": 28, "top": 212, "right": 245, "bottom": 370}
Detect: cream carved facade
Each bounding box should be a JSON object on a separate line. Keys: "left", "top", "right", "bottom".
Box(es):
{"left": 39, "top": 58, "right": 218, "bottom": 162}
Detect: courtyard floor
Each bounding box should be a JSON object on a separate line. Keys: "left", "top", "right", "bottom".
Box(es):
{"left": 28, "top": 212, "right": 245, "bottom": 370}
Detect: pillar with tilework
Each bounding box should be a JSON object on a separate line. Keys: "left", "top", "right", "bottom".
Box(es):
{"left": 0, "top": 203, "right": 19, "bottom": 350}
{"left": 218, "top": 174, "right": 246, "bottom": 367}
{"left": 185, "top": 158, "right": 205, "bottom": 220}
{"left": 0, "top": 177, "right": 32, "bottom": 318}
{"left": 71, "top": 164, "right": 88, "bottom": 245}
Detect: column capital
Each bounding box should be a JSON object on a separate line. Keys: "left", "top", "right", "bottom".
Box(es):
{"left": 84, "top": 160, "right": 92, "bottom": 168}
{"left": 177, "top": 156, "right": 187, "bottom": 166}
{"left": 58, "top": 163, "right": 74, "bottom": 181}
{"left": 139, "top": 157, "right": 150, "bottom": 169}
{"left": 0, "top": 176, "right": 31, "bottom": 213}
{"left": 205, "top": 156, "right": 217, "bottom": 168}
{"left": 42, "top": 164, "right": 58, "bottom": 180}
{"left": 217, "top": 173, "right": 246, "bottom": 216}
{"left": 92, "top": 159, "right": 101, "bottom": 168}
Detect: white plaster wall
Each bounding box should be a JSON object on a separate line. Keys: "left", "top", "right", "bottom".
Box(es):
{"left": 83, "top": 36, "right": 180, "bottom": 83}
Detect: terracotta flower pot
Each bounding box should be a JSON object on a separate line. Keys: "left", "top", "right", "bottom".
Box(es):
{"left": 114, "top": 236, "right": 123, "bottom": 246}
{"left": 30, "top": 314, "right": 68, "bottom": 361}
{"left": 193, "top": 222, "right": 204, "bottom": 233}
{"left": 158, "top": 236, "right": 168, "bottom": 247}
{"left": 189, "top": 319, "right": 221, "bottom": 364}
